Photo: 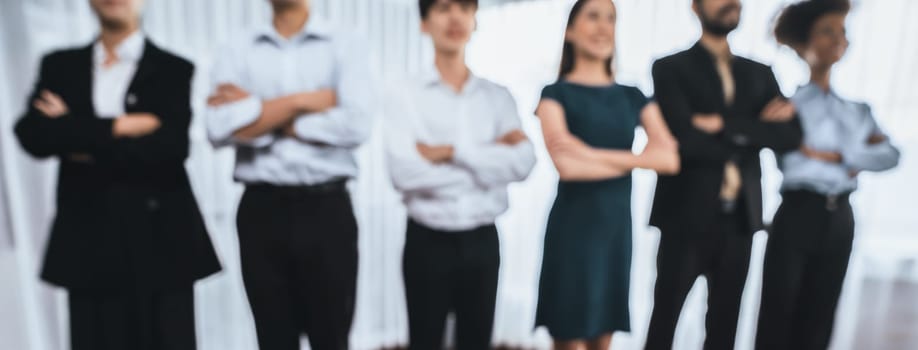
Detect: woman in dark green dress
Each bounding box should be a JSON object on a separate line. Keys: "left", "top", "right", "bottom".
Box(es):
{"left": 534, "top": 1, "right": 680, "bottom": 349}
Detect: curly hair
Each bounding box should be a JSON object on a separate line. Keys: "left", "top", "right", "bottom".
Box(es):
{"left": 774, "top": 0, "right": 851, "bottom": 49}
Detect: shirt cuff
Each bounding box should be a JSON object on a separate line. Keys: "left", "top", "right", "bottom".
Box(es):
{"left": 209, "top": 96, "right": 274, "bottom": 147}
{"left": 292, "top": 113, "right": 319, "bottom": 141}
{"left": 244, "top": 133, "right": 276, "bottom": 148}
{"left": 451, "top": 142, "right": 477, "bottom": 169}
{"left": 722, "top": 118, "right": 750, "bottom": 147}
{"left": 839, "top": 146, "right": 859, "bottom": 168}
{"left": 225, "top": 96, "right": 262, "bottom": 133}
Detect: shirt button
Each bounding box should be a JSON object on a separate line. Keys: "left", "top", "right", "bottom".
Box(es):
{"left": 733, "top": 134, "right": 749, "bottom": 146}
{"left": 126, "top": 93, "right": 138, "bottom": 106}
{"left": 147, "top": 198, "right": 160, "bottom": 211}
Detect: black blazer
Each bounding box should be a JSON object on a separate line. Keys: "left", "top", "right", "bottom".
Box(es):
{"left": 649, "top": 42, "right": 803, "bottom": 235}
{"left": 14, "top": 39, "right": 221, "bottom": 290}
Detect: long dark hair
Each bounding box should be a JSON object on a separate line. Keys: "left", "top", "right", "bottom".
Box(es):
{"left": 558, "top": 0, "right": 615, "bottom": 80}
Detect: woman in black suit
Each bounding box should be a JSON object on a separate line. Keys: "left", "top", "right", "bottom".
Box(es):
{"left": 14, "top": 0, "right": 221, "bottom": 349}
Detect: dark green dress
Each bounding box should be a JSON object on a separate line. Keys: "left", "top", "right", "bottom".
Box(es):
{"left": 535, "top": 81, "right": 649, "bottom": 340}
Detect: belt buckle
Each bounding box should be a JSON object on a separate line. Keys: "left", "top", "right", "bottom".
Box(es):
{"left": 826, "top": 195, "right": 838, "bottom": 211}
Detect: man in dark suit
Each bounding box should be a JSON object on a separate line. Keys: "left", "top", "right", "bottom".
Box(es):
{"left": 645, "top": 0, "right": 803, "bottom": 349}
{"left": 14, "top": 0, "right": 221, "bottom": 349}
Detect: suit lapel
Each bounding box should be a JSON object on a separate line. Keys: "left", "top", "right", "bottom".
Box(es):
{"left": 73, "top": 43, "right": 97, "bottom": 119}
{"left": 124, "top": 40, "right": 158, "bottom": 113}
{"left": 730, "top": 61, "right": 750, "bottom": 115}
{"left": 690, "top": 43, "right": 727, "bottom": 112}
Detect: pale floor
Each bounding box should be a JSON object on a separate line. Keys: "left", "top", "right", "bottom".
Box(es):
{"left": 2, "top": 250, "right": 918, "bottom": 350}
{"left": 852, "top": 277, "right": 918, "bottom": 349}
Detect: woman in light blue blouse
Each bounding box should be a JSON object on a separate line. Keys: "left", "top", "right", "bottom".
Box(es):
{"left": 756, "top": 1, "right": 901, "bottom": 349}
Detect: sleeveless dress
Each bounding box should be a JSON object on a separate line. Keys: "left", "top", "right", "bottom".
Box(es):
{"left": 535, "top": 81, "right": 649, "bottom": 340}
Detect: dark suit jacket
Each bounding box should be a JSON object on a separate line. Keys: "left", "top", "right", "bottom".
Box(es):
{"left": 14, "top": 39, "right": 221, "bottom": 290}
{"left": 649, "top": 42, "right": 803, "bottom": 235}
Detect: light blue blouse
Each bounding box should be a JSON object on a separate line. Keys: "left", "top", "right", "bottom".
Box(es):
{"left": 780, "top": 83, "right": 900, "bottom": 195}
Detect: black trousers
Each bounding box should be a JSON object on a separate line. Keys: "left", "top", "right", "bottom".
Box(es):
{"left": 403, "top": 219, "right": 501, "bottom": 350}
{"left": 237, "top": 184, "right": 358, "bottom": 350}
{"left": 756, "top": 190, "right": 854, "bottom": 350}
{"left": 68, "top": 287, "right": 196, "bottom": 350}
{"left": 646, "top": 211, "right": 753, "bottom": 350}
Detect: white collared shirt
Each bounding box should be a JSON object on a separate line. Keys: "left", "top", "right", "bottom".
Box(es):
{"left": 205, "top": 16, "right": 376, "bottom": 185}
{"left": 93, "top": 31, "right": 145, "bottom": 119}
{"left": 384, "top": 69, "right": 537, "bottom": 231}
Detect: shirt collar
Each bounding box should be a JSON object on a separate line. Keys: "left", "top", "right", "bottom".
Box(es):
{"left": 420, "top": 64, "right": 483, "bottom": 94}
{"left": 93, "top": 30, "right": 145, "bottom": 67}
{"left": 795, "top": 82, "right": 840, "bottom": 101}
{"left": 254, "top": 15, "right": 333, "bottom": 44}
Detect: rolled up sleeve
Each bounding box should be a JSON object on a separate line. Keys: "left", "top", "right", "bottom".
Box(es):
{"left": 204, "top": 45, "right": 275, "bottom": 148}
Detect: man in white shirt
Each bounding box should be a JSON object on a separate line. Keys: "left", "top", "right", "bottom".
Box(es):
{"left": 385, "top": 0, "right": 536, "bottom": 348}
{"left": 205, "top": 0, "right": 375, "bottom": 349}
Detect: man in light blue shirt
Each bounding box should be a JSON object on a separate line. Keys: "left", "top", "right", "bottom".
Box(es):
{"left": 205, "top": 0, "right": 375, "bottom": 349}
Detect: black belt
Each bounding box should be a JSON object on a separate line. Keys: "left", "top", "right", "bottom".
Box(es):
{"left": 782, "top": 189, "right": 851, "bottom": 211}
{"left": 246, "top": 178, "right": 348, "bottom": 195}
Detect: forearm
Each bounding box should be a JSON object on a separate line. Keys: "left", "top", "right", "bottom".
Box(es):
{"left": 593, "top": 144, "right": 680, "bottom": 174}
{"left": 291, "top": 105, "right": 373, "bottom": 148}
{"left": 232, "top": 94, "right": 306, "bottom": 140}
{"left": 662, "top": 112, "right": 732, "bottom": 164}
{"left": 453, "top": 142, "right": 536, "bottom": 187}
{"left": 842, "top": 143, "right": 901, "bottom": 171}
{"left": 387, "top": 129, "right": 474, "bottom": 194}
{"left": 101, "top": 129, "right": 189, "bottom": 166}
{"left": 15, "top": 113, "right": 114, "bottom": 157}
{"left": 638, "top": 149, "right": 681, "bottom": 174}
{"left": 552, "top": 153, "right": 627, "bottom": 181}
{"left": 104, "top": 112, "right": 191, "bottom": 166}
{"left": 390, "top": 162, "right": 476, "bottom": 195}
{"left": 232, "top": 90, "right": 335, "bottom": 140}
{"left": 722, "top": 116, "right": 803, "bottom": 153}
{"left": 590, "top": 147, "right": 640, "bottom": 172}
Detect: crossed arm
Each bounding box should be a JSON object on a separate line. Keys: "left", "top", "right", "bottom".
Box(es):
{"left": 652, "top": 61, "right": 803, "bottom": 170}
{"left": 536, "top": 98, "right": 680, "bottom": 182}
{"left": 206, "top": 83, "right": 337, "bottom": 142}
{"left": 797, "top": 106, "right": 900, "bottom": 176}
{"left": 385, "top": 88, "right": 536, "bottom": 195}
{"left": 16, "top": 55, "right": 195, "bottom": 167}
{"left": 205, "top": 39, "right": 374, "bottom": 149}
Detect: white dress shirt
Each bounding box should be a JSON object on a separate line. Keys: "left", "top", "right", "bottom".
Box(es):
{"left": 206, "top": 16, "right": 376, "bottom": 185}
{"left": 385, "top": 69, "right": 537, "bottom": 231}
{"left": 93, "top": 31, "right": 145, "bottom": 119}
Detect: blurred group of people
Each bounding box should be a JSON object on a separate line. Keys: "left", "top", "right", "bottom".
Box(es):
{"left": 14, "top": 0, "right": 899, "bottom": 349}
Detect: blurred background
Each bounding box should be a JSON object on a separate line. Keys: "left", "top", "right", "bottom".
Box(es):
{"left": 0, "top": 0, "right": 916, "bottom": 349}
